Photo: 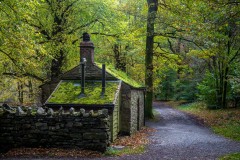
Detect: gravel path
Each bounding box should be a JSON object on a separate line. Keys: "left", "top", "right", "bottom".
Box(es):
{"left": 3, "top": 102, "right": 240, "bottom": 160}
{"left": 102, "top": 101, "right": 240, "bottom": 160}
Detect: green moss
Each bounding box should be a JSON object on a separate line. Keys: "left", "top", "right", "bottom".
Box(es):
{"left": 96, "top": 63, "right": 144, "bottom": 88}
{"left": 47, "top": 80, "right": 120, "bottom": 104}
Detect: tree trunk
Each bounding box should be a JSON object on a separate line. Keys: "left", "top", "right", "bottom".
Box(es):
{"left": 50, "top": 49, "right": 64, "bottom": 81}
{"left": 17, "top": 81, "right": 24, "bottom": 105}
{"left": 145, "top": 0, "right": 158, "bottom": 118}
{"left": 28, "top": 80, "right": 33, "bottom": 101}
{"left": 113, "top": 44, "right": 126, "bottom": 72}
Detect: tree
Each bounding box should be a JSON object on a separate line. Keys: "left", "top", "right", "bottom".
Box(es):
{"left": 23, "top": 0, "right": 105, "bottom": 80}
{"left": 189, "top": 1, "right": 240, "bottom": 108}
{"left": 145, "top": 0, "right": 158, "bottom": 118}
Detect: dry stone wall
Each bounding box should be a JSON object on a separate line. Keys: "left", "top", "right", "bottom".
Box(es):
{"left": 130, "top": 89, "right": 145, "bottom": 134}
{"left": 0, "top": 107, "right": 110, "bottom": 153}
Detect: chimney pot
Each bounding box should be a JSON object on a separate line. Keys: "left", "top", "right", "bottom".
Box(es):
{"left": 83, "top": 32, "right": 90, "bottom": 41}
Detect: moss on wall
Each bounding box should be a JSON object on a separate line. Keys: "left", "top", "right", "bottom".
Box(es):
{"left": 47, "top": 80, "right": 120, "bottom": 104}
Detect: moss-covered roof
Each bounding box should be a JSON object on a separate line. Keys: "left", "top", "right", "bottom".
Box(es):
{"left": 95, "top": 63, "right": 144, "bottom": 88}
{"left": 46, "top": 80, "right": 120, "bottom": 105}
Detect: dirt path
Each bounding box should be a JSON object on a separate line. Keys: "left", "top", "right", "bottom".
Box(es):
{"left": 103, "top": 101, "right": 240, "bottom": 160}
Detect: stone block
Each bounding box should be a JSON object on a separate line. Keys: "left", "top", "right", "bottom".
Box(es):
{"left": 74, "top": 122, "right": 82, "bottom": 127}
{"left": 83, "top": 132, "right": 108, "bottom": 140}
{"left": 66, "top": 122, "right": 73, "bottom": 127}
{"left": 22, "top": 124, "right": 31, "bottom": 129}
{"left": 70, "top": 133, "right": 82, "bottom": 139}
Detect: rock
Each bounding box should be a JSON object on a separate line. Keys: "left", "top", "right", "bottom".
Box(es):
{"left": 16, "top": 106, "right": 26, "bottom": 116}
{"left": 69, "top": 107, "right": 75, "bottom": 115}
{"left": 37, "top": 107, "right": 46, "bottom": 115}
{"left": 83, "top": 113, "right": 89, "bottom": 117}
{"left": 27, "top": 107, "right": 32, "bottom": 115}
{"left": 74, "top": 122, "right": 82, "bottom": 127}
{"left": 79, "top": 108, "right": 85, "bottom": 116}
{"left": 89, "top": 110, "right": 93, "bottom": 116}
{"left": 47, "top": 108, "right": 54, "bottom": 116}
{"left": 112, "top": 145, "right": 125, "bottom": 150}
{"left": 102, "top": 109, "right": 108, "bottom": 117}
{"left": 2, "top": 103, "right": 15, "bottom": 111}
{"left": 2, "top": 103, "right": 15, "bottom": 114}
{"left": 66, "top": 122, "right": 73, "bottom": 127}
{"left": 58, "top": 106, "right": 64, "bottom": 115}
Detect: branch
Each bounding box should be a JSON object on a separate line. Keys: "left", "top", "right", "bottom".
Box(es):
{"left": 153, "top": 42, "right": 170, "bottom": 53}
{"left": 0, "top": 50, "right": 45, "bottom": 82}
{"left": 61, "top": 0, "right": 78, "bottom": 18}
{"left": 167, "top": 38, "right": 175, "bottom": 53}
{"left": 229, "top": 48, "right": 240, "bottom": 63}
{"left": 68, "top": 19, "right": 99, "bottom": 34}
{"left": 154, "top": 32, "right": 205, "bottom": 52}
{"left": 72, "top": 38, "right": 79, "bottom": 44}
{"left": 91, "top": 32, "right": 119, "bottom": 38}
{"left": 154, "top": 51, "right": 177, "bottom": 61}
{"left": 3, "top": 72, "right": 44, "bottom": 82}
{"left": 0, "top": 49, "right": 19, "bottom": 69}
{"left": 24, "top": 19, "right": 51, "bottom": 40}
{"left": 45, "top": 0, "right": 55, "bottom": 14}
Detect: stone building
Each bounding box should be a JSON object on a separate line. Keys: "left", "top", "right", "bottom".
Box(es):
{"left": 41, "top": 33, "right": 145, "bottom": 141}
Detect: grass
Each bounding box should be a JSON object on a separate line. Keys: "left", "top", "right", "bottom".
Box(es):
{"left": 174, "top": 102, "right": 240, "bottom": 160}
{"left": 219, "top": 153, "right": 240, "bottom": 160}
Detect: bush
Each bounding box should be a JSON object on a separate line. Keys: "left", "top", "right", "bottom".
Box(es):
{"left": 197, "top": 71, "right": 218, "bottom": 108}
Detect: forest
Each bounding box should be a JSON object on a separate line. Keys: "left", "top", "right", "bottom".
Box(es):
{"left": 0, "top": 0, "right": 239, "bottom": 117}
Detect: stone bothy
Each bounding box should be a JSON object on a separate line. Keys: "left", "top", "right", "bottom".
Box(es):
{"left": 41, "top": 33, "right": 145, "bottom": 142}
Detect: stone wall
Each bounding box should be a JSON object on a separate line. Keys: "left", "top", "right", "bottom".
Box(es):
{"left": 119, "top": 83, "right": 145, "bottom": 135}
{"left": 130, "top": 89, "right": 145, "bottom": 134}
{"left": 119, "top": 83, "right": 131, "bottom": 134}
{"left": 0, "top": 108, "right": 110, "bottom": 153}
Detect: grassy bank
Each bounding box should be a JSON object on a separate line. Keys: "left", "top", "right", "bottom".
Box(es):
{"left": 175, "top": 102, "right": 240, "bottom": 141}
{"left": 171, "top": 101, "right": 240, "bottom": 159}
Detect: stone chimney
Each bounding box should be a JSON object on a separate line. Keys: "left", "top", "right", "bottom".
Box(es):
{"left": 80, "top": 32, "right": 94, "bottom": 66}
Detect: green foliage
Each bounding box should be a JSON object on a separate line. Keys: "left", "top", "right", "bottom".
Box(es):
{"left": 197, "top": 71, "right": 218, "bottom": 108}
{"left": 177, "top": 102, "right": 207, "bottom": 111}
{"left": 48, "top": 80, "right": 120, "bottom": 104}
{"left": 174, "top": 79, "right": 198, "bottom": 101}
{"left": 156, "top": 69, "right": 177, "bottom": 100}
{"left": 220, "top": 153, "right": 240, "bottom": 160}
{"left": 0, "top": 0, "right": 240, "bottom": 110}
{"left": 213, "top": 123, "right": 240, "bottom": 142}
